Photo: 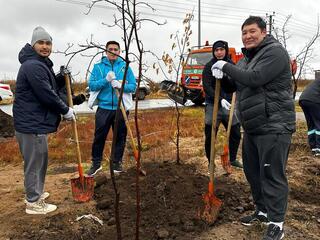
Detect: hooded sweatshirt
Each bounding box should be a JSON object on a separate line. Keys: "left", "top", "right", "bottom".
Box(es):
{"left": 202, "top": 40, "right": 234, "bottom": 104}
{"left": 13, "top": 44, "right": 68, "bottom": 134}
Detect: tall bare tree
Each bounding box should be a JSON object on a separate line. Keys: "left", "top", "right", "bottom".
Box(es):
{"left": 58, "top": 1, "right": 164, "bottom": 239}
{"left": 154, "top": 13, "right": 193, "bottom": 164}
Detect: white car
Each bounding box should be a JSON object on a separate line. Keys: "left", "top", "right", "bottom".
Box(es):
{"left": 0, "top": 83, "right": 13, "bottom": 101}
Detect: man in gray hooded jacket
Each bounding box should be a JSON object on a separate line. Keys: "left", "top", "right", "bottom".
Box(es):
{"left": 211, "top": 16, "right": 295, "bottom": 240}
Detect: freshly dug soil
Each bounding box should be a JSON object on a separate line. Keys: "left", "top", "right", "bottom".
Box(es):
{"left": 0, "top": 109, "right": 14, "bottom": 138}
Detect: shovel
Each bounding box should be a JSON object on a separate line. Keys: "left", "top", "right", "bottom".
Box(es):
{"left": 220, "top": 93, "right": 236, "bottom": 175}
{"left": 64, "top": 71, "right": 94, "bottom": 202}
{"left": 115, "top": 90, "right": 147, "bottom": 176}
{"left": 198, "top": 78, "right": 222, "bottom": 224}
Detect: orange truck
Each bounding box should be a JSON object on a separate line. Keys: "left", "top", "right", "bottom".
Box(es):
{"left": 160, "top": 41, "right": 243, "bottom": 105}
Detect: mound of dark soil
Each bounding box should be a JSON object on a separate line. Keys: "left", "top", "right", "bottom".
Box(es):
{"left": 93, "top": 161, "right": 253, "bottom": 240}
{"left": 0, "top": 109, "right": 14, "bottom": 138}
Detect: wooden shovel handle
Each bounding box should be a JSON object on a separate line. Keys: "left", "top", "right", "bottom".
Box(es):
{"left": 209, "top": 79, "right": 221, "bottom": 183}
{"left": 225, "top": 93, "right": 236, "bottom": 144}
{"left": 64, "top": 72, "right": 83, "bottom": 178}
{"left": 115, "top": 90, "right": 138, "bottom": 156}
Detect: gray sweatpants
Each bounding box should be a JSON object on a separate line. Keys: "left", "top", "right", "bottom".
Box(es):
{"left": 15, "top": 131, "right": 48, "bottom": 203}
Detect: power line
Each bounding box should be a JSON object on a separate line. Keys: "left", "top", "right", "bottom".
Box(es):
{"left": 156, "top": 0, "right": 319, "bottom": 32}
{"left": 276, "top": 15, "right": 318, "bottom": 33}
{"left": 274, "top": 18, "right": 318, "bottom": 35}
{"left": 277, "top": 12, "right": 319, "bottom": 29}
{"left": 55, "top": 0, "right": 243, "bottom": 26}
{"left": 184, "top": 0, "right": 268, "bottom": 14}
{"left": 55, "top": 0, "right": 318, "bottom": 38}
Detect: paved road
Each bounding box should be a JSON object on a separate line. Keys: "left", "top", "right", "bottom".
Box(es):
{"left": 0, "top": 98, "right": 195, "bottom": 116}
{"left": 0, "top": 96, "right": 306, "bottom": 121}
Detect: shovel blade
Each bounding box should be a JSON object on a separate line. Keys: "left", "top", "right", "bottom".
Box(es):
{"left": 70, "top": 176, "right": 94, "bottom": 202}
{"left": 197, "top": 182, "right": 222, "bottom": 224}
{"left": 199, "top": 194, "right": 222, "bottom": 224}
{"left": 221, "top": 145, "right": 232, "bottom": 174}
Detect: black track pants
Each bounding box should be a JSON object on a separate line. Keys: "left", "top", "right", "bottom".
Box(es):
{"left": 242, "top": 133, "right": 292, "bottom": 222}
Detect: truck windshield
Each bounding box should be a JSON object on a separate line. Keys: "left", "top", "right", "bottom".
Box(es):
{"left": 186, "top": 52, "right": 212, "bottom": 66}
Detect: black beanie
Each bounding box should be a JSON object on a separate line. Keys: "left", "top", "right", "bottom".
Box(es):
{"left": 212, "top": 40, "right": 229, "bottom": 59}
{"left": 212, "top": 40, "right": 228, "bottom": 51}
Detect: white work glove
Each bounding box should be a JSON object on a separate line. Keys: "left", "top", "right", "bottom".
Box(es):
{"left": 63, "top": 107, "right": 76, "bottom": 121}
{"left": 111, "top": 80, "right": 121, "bottom": 89}
{"left": 212, "top": 68, "right": 224, "bottom": 79}
{"left": 106, "top": 71, "right": 116, "bottom": 82}
{"left": 211, "top": 60, "right": 227, "bottom": 71}
{"left": 221, "top": 99, "right": 231, "bottom": 110}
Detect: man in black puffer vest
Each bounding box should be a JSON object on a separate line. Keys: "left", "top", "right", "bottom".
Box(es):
{"left": 202, "top": 40, "right": 242, "bottom": 169}
{"left": 211, "top": 16, "right": 295, "bottom": 240}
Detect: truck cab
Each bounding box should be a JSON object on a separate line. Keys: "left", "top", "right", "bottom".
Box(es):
{"left": 181, "top": 43, "right": 243, "bottom": 105}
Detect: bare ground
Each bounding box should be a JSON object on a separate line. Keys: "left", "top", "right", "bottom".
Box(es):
{"left": 0, "top": 115, "right": 319, "bottom": 240}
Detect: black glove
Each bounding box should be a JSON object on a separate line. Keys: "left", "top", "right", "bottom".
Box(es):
{"left": 55, "top": 71, "right": 66, "bottom": 89}
{"left": 72, "top": 94, "right": 86, "bottom": 105}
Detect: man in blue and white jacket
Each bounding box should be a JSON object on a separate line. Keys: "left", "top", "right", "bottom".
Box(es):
{"left": 87, "top": 40, "right": 136, "bottom": 175}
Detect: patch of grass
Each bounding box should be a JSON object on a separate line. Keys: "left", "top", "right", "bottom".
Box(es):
{"left": 0, "top": 98, "right": 13, "bottom": 105}
{"left": 14, "top": 186, "right": 24, "bottom": 194}
{"left": 1, "top": 108, "right": 310, "bottom": 165}
{"left": 296, "top": 79, "right": 313, "bottom": 92}
{"left": 181, "top": 107, "right": 204, "bottom": 118}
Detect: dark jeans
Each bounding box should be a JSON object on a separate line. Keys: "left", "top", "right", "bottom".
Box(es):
{"left": 91, "top": 108, "right": 128, "bottom": 166}
{"left": 205, "top": 123, "right": 241, "bottom": 163}
{"left": 204, "top": 103, "right": 241, "bottom": 163}
{"left": 242, "top": 133, "right": 291, "bottom": 222}
{"left": 299, "top": 100, "right": 320, "bottom": 149}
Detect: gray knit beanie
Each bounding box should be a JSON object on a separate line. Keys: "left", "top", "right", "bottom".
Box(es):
{"left": 31, "top": 26, "right": 52, "bottom": 46}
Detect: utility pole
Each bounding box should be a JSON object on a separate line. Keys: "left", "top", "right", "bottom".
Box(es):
{"left": 198, "top": 0, "right": 201, "bottom": 47}
{"left": 266, "top": 12, "right": 275, "bottom": 34}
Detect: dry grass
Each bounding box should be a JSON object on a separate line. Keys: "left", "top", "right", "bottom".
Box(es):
{"left": 72, "top": 81, "right": 88, "bottom": 94}
{"left": 0, "top": 108, "right": 207, "bottom": 166}
{"left": 296, "top": 79, "right": 313, "bottom": 92}
{"left": 0, "top": 107, "right": 308, "bottom": 167}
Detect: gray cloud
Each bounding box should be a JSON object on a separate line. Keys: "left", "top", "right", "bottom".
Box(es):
{"left": 1, "top": 0, "right": 320, "bottom": 81}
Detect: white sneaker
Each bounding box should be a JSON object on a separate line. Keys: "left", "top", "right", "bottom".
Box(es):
{"left": 24, "top": 192, "right": 50, "bottom": 204}
{"left": 25, "top": 199, "right": 57, "bottom": 215}
{"left": 40, "top": 192, "right": 50, "bottom": 200}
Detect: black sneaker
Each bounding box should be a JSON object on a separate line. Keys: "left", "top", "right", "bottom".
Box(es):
{"left": 113, "top": 162, "right": 123, "bottom": 173}
{"left": 262, "top": 224, "right": 284, "bottom": 240}
{"left": 231, "top": 160, "right": 243, "bottom": 168}
{"left": 86, "top": 164, "right": 102, "bottom": 176}
{"left": 240, "top": 211, "right": 268, "bottom": 226}
{"left": 313, "top": 148, "right": 320, "bottom": 157}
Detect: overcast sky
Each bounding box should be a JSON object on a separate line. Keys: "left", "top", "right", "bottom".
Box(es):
{"left": 1, "top": 0, "right": 320, "bottom": 82}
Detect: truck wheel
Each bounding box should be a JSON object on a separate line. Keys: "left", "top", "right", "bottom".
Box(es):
{"left": 138, "top": 90, "right": 146, "bottom": 100}
{"left": 192, "top": 97, "right": 204, "bottom": 106}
